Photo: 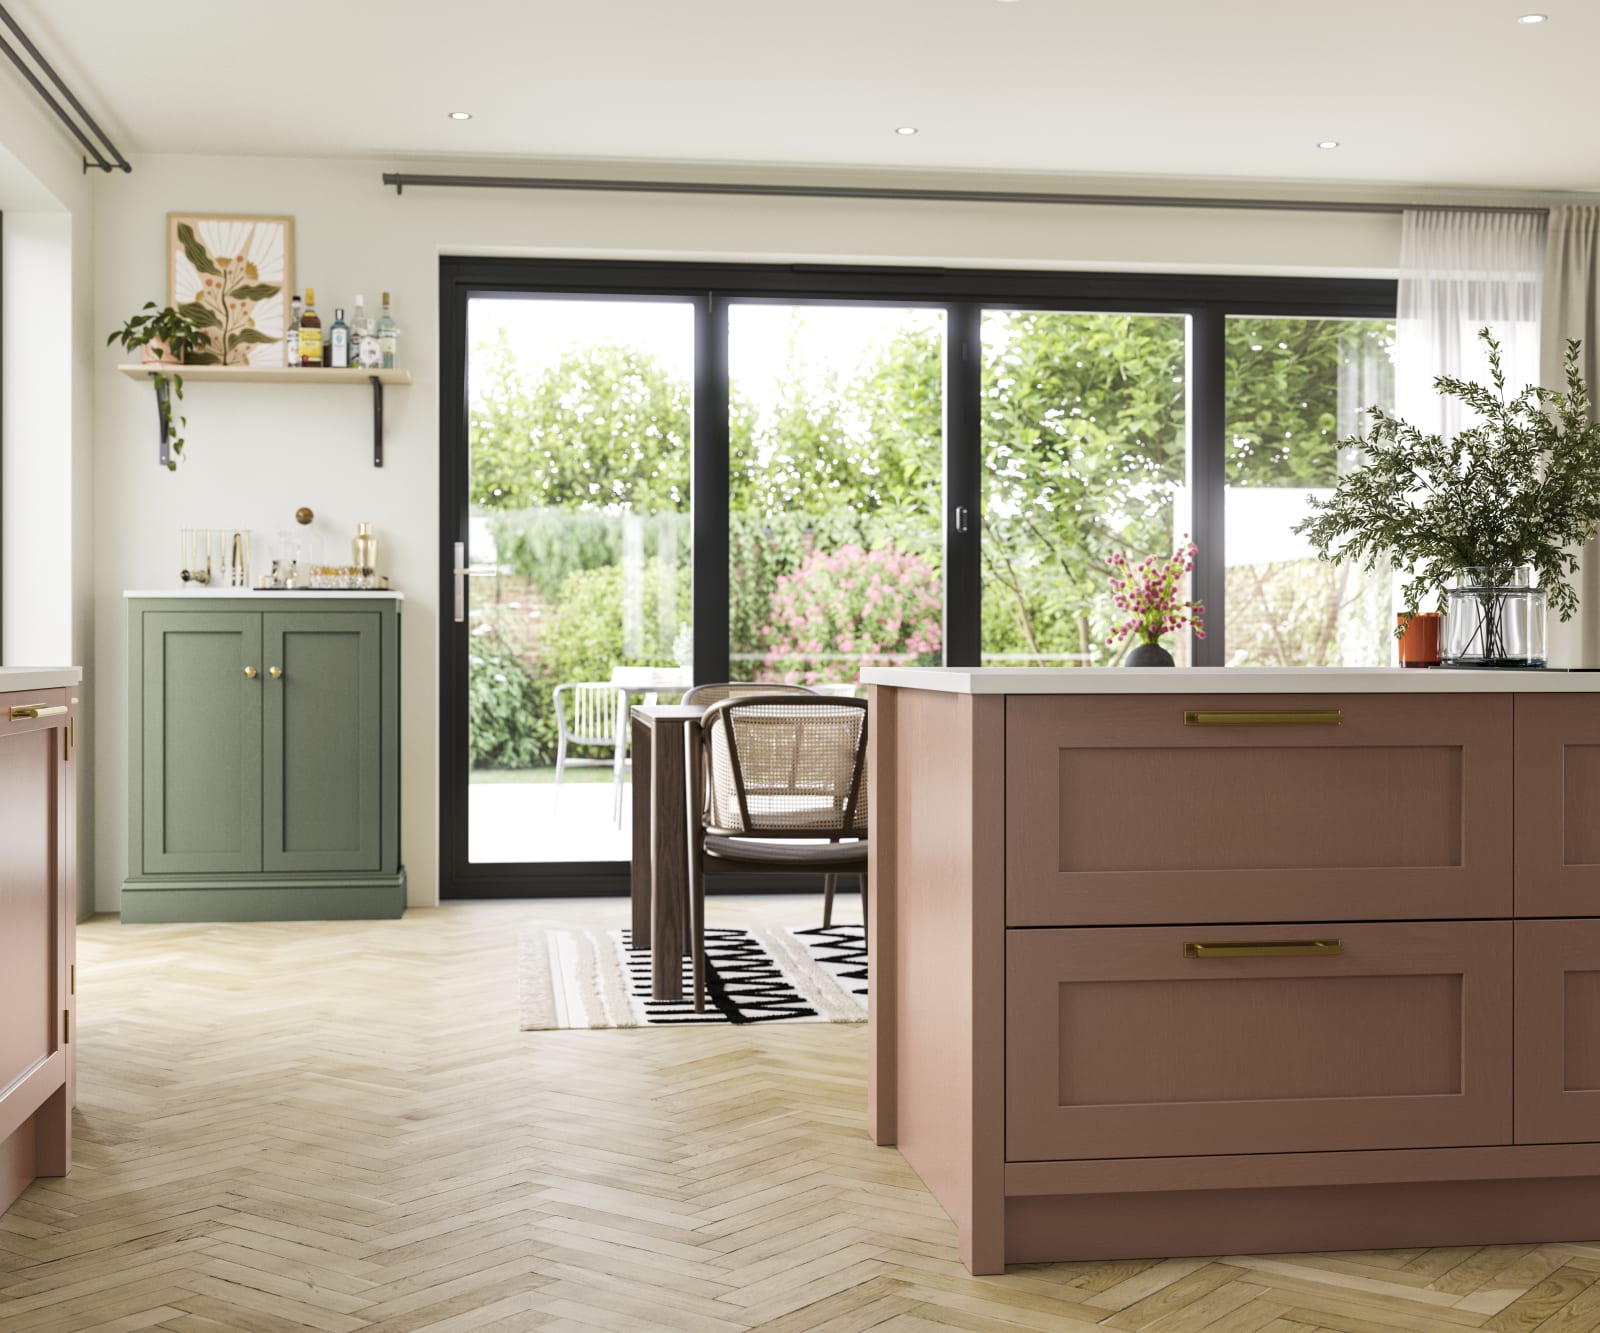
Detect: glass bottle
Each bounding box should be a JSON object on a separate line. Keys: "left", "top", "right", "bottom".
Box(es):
{"left": 329, "top": 307, "right": 350, "bottom": 369}
{"left": 285, "top": 294, "right": 302, "bottom": 369}
{"left": 298, "top": 287, "right": 323, "bottom": 367}
{"left": 378, "top": 292, "right": 399, "bottom": 369}
{"left": 353, "top": 522, "right": 378, "bottom": 587}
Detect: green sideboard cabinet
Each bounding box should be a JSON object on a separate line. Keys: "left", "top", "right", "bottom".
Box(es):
{"left": 123, "top": 594, "right": 404, "bottom": 921}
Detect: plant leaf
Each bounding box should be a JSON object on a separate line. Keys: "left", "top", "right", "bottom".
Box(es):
{"left": 178, "top": 301, "right": 219, "bottom": 329}
{"left": 227, "top": 282, "right": 280, "bottom": 302}
{"left": 231, "top": 328, "right": 277, "bottom": 345}
{"left": 176, "top": 222, "right": 221, "bottom": 276}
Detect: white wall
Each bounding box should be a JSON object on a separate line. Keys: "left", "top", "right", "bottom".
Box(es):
{"left": 90, "top": 151, "right": 1406, "bottom": 911}
{"left": 0, "top": 72, "right": 96, "bottom": 918}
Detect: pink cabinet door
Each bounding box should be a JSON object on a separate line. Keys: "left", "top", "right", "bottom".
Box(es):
{"left": 1006, "top": 694, "right": 1512, "bottom": 926}
{"left": 1514, "top": 695, "right": 1600, "bottom": 917}
{"left": 1006, "top": 922, "right": 1512, "bottom": 1162}
{"left": 1515, "top": 920, "right": 1600, "bottom": 1144}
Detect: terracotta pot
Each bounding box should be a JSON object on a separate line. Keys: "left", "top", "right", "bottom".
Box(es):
{"left": 1124, "top": 641, "right": 1175, "bottom": 667}
{"left": 140, "top": 339, "right": 181, "bottom": 365}
{"left": 1397, "top": 611, "right": 1442, "bottom": 668}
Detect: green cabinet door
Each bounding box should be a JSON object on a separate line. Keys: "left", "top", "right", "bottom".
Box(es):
{"left": 263, "top": 612, "right": 383, "bottom": 873}
{"left": 141, "top": 612, "right": 264, "bottom": 875}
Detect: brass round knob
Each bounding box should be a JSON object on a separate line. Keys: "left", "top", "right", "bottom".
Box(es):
{"left": 244, "top": 666, "right": 258, "bottom": 679}
{"left": 269, "top": 667, "right": 283, "bottom": 679}
{"left": 295, "top": 507, "right": 314, "bottom": 526}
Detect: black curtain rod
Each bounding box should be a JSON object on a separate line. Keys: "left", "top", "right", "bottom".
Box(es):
{"left": 0, "top": 3, "right": 128, "bottom": 174}
{"left": 381, "top": 171, "right": 1552, "bottom": 216}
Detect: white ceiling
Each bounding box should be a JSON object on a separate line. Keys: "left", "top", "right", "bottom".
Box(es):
{"left": 9, "top": 0, "right": 1600, "bottom": 192}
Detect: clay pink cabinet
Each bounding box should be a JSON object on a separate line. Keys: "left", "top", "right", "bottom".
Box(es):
{"left": 1007, "top": 920, "right": 1512, "bottom": 1161}
{"left": 1515, "top": 919, "right": 1600, "bottom": 1144}
{"left": 0, "top": 684, "right": 76, "bottom": 1216}
{"left": 1515, "top": 695, "right": 1600, "bottom": 917}
{"left": 1006, "top": 694, "right": 1513, "bottom": 926}
{"left": 867, "top": 680, "right": 1600, "bottom": 1275}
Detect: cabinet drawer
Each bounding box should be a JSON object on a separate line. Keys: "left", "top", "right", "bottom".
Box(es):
{"left": 1514, "top": 696, "right": 1600, "bottom": 916}
{"left": 1515, "top": 920, "right": 1600, "bottom": 1144}
{"left": 1006, "top": 921, "right": 1512, "bottom": 1162}
{"left": 1005, "top": 694, "right": 1512, "bottom": 926}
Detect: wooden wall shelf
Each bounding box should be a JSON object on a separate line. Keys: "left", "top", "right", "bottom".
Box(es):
{"left": 117, "top": 365, "right": 412, "bottom": 466}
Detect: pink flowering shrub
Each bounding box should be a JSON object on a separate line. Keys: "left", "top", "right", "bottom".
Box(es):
{"left": 1106, "top": 536, "right": 1206, "bottom": 648}
{"left": 761, "top": 545, "right": 942, "bottom": 684}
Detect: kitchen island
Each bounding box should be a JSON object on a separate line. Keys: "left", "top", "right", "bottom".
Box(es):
{"left": 861, "top": 666, "right": 1600, "bottom": 1273}
{"left": 0, "top": 666, "right": 79, "bottom": 1215}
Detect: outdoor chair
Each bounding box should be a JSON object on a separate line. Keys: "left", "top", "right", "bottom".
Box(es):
{"left": 685, "top": 695, "right": 869, "bottom": 1012}
{"left": 551, "top": 682, "right": 630, "bottom": 826}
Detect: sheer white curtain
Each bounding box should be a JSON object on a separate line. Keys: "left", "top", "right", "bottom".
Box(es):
{"left": 1395, "top": 208, "right": 1546, "bottom": 437}
{"left": 1542, "top": 206, "right": 1600, "bottom": 667}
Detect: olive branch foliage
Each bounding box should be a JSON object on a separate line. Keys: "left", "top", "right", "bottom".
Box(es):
{"left": 1294, "top": 329, "right": 1600, "bottom": 625}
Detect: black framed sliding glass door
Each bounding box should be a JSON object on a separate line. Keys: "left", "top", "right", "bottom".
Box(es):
{"left": 439, "top": 259, "right": 1395, "bottom": 898}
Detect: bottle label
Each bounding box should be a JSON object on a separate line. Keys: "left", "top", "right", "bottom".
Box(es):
{"left": 299, "top": 329, "right": 323, "bottom": 364}
{"left": 380, "top": 333, "right": 397, "bottom": 368}
{"left": 331, "top": 329, "right": 349, "bottom": 368}
{"left": 359, "top": 334, "right": 381, "bottom": 369}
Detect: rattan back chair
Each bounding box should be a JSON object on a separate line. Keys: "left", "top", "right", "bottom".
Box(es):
{"left": 679, "top": 680, "right": 818, "bottom": 707}
{"left": 685, "top": 695, "right": 869, "bottom": 1011}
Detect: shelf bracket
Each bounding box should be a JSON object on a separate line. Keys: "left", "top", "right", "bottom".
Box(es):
{"left": 371, "top": 375, "right": 384, "bottom": 467}
{"left": 149, "top": 371, "right": 170, "bottom": 468}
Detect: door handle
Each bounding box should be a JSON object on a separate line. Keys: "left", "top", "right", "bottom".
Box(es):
{"left": 244, "top": 667, "right": 258, "bottom": 679}
{"left": 1183, "top": 710, "right": 1343, "bottom": 727}
{"left": 9, "top": 703, "right": 68, "bottom": 720}
{"left": 452, "top": 541, "right": 501, "bottom": 623}
{"left": 269, "top": 667, "right": 283, "bottom": 679}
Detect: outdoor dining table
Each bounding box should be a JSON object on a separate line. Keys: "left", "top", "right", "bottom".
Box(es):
{"left": 629, "top": 702, "right": 705, "bottom": 1002}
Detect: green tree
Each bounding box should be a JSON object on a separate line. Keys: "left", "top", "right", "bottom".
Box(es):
{"left": 470, "top": 331, "right": 691, "bottom": 513}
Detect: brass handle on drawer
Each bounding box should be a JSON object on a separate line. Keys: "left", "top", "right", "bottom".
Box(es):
{"left": 269, "top": 667, "right": 283, "bottom": 679}
{"left": 1183, "top": 709, "right": 1343, "bottom": 727}
{"left": 1184, "top": 939, "right": 1344, "bottom": 959}
{"left": 9, "top": 704, "right": 68, "bottom": 720}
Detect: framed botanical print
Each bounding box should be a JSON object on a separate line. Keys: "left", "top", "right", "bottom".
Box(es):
{"left": 167, "top": 213, "right": 294, "bottom": 366}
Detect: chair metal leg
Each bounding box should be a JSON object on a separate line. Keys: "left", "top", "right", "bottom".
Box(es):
{"left": 823, "top": 874, "right": 837, "bottom": 928}
{"left": 861, "top": 872, "right": 869, "bottom": 942}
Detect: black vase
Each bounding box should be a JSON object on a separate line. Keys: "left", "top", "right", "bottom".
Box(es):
{"left": 1124, "top": 641, "right": 1175, "bottom": 668}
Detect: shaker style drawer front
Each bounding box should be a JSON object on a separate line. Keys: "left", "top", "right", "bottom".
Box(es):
{"left": 1005, "top": 694, "right": 1512, "bottom": 926}
{"left": 1514, "top": 920, "right": 1600, "bottom": 1144}
{"left": 1514, "top": 696, "right": 1600, "bottom": 916}
{"left": 1005, "top": 922, "right": 1513, "bottom": 1162}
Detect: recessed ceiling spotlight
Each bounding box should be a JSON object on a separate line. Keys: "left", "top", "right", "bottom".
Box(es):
{"left": 1517, "top": 13, "right": 1548, "bottom": 21}
{"left": 895, "top": 126, "right": 918, "bottom": 136}
{"left": 449, "top": 111, "right": 473, "bottom": 120}
{"left": 1317, "top": 140, "right": 1340, "bottom": 149}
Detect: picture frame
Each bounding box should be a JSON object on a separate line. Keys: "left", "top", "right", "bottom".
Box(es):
{"left": 167, "top": 212, "right": 294, "bottom": 367}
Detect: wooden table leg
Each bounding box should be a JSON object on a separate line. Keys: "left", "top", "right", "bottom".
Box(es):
{"left": 649, "top": 717, "right": 689, "bottom": 1001}
{"left": 630, "top": 714, "right": 652, "bottom": 946}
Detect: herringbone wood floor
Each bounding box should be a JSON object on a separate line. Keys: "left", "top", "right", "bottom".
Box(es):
{"left": 6, "top": 899, "right": 1600, "bottom": 1332}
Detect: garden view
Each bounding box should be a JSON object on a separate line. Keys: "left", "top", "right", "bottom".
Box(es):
{"left": 465, "top": 301, "right": 1394, "bottom": 799}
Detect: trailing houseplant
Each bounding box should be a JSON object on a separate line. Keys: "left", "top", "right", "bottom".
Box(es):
{"left": 1294, "top": 329, "right": 1600, "bottom": 666}
{"left": 108, "top": 303, "right": 210, "bottom": 470}
{"left": 1105, "top": 537, "right": 1206, "bottom": 666}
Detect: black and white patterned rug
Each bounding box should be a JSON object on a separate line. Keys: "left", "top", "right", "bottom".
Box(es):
{"left": 519, "top": 924, "right": 867, "bottom": 1028}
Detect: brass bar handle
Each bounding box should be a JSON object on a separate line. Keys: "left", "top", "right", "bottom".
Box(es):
{"left": 1184, "top": 939, "right": 1344, "bottom": 959}
{"left": 269, "top": 667, "right": 283, "bottom": 679}
{"left": 9, "top": 704, "right": 69, "bottom": 720}
{"left": 1184, "top": 709, "right": 1343, "bottom": 727}
{"left": 244, "top": 666, "right": 258, "bottom": 679}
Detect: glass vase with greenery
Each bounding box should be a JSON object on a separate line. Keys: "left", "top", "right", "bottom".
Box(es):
{"left": 1293, "top": 329, "right": 1600, "bottom": 665}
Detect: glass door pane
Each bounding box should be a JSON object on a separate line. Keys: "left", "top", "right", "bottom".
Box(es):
{"left": 464, "top": 297, "right": 694, "bottom": 864}
{"left": 728, "top": 304, "right": 945, "bottom": 687}
{"left": 1224, "top": 317, "right": 1396, "bottom": 666}
{"left": 980, "top": 311, "right": 1191, "bottom": 666}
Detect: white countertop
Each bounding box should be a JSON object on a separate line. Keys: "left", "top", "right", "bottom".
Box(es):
{"left": 859, "top": 666, "right": 1600, "bottom": 694}
{"left": 0, "top": 666, "right": 82, "bottom": 691}
{"left": 125, "top": 589, "right": 403, "bottom": 601}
